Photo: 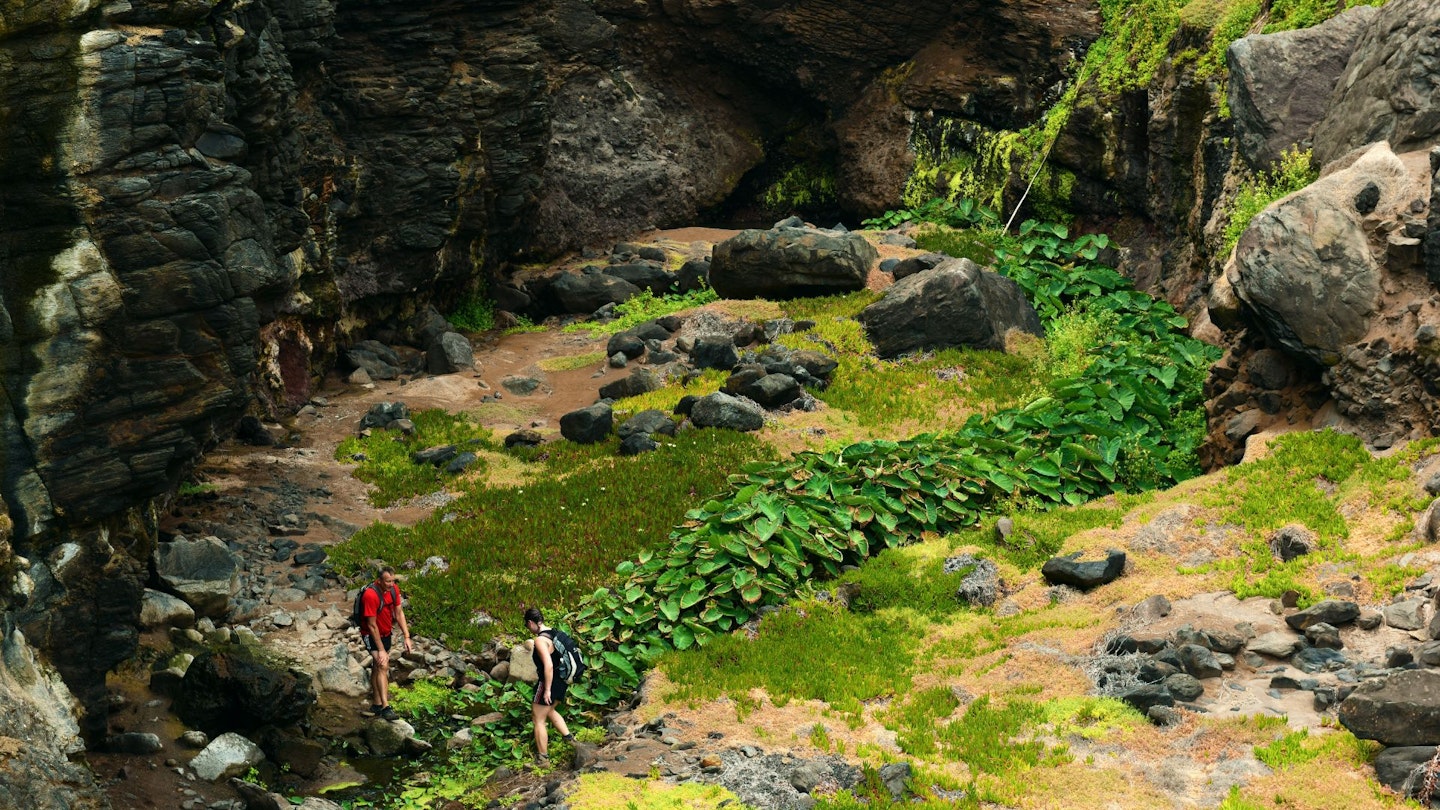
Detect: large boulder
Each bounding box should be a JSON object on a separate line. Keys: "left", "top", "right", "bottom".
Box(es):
{"left": 858, "top": 258, "right": 1042, "bottom": 358}
{"left": 1284, "top": 599, "right": 1360, "bottom": 631}
{"left": 710, "top": 226, "right": 876, "bottom": 299}
{"left": 1339, "top": 669, "right": 1440, "bottom": 746}
{"left": 1226, "top": 6, "right": 1379, "bottom": 172}
{"left": 1313, "top": 0, "right": 1440, "bottom": 166}
{"left": 1373, "top": 746, "right": 1440, "bottom": 800}
{"left": 690, "top": 393, "right": 765, "bottom": 432}
{"left": 155, "top": 536, "right": 243, "bottom": 618}
{"left": 1040, "top": 550, "right": 1125, "bottom": 590}
{"left": 551, "top": 271, "right": 641, "bottom": 314}
{"left": 344, "top": 340, "right": 402, "bottom": 381}
{"left": 176, "top": 643, "right": 316, "bottom": 736}
{"left": 598, "top": 368, "right": 662, "bottom": 400}
{"left": 190, "top": 732, "right": 264, "bottom": 782}
{"left": 604, "top": 262, "right": 674, "bottom": 294}
{"left": 140, "top": 588, "right": 196, "bottom": 629}
{"left": 1228, "top": 143, "right": 1405, "bottom": 366}
{"left": 426, "top": 332, "right": 475, "bottom": 374}
{"left": 560, "top": 403, "right": 613, "bottom": 444}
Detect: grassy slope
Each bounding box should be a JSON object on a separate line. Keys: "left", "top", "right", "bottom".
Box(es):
{"left": 639, "top": 431, "right": 1431, "bottom": 809}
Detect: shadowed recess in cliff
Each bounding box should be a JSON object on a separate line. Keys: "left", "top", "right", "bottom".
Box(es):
{"left": 0, "top": 27, "right": 82, "bottom": 537}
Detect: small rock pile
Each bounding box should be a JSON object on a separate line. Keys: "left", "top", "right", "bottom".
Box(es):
{"left": 557, "top": 314, "right": 838, "bottom": 452}
{"left": 341, "top": 306, "right": 476, "bottom": 384}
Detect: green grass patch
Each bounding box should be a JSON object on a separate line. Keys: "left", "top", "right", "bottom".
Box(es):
{"left": 913, "top": 224, "right": 1004, "bottom": 266}
{"left": 836, "top": 546, "right": 972, "bottom": 620}
{"left": 329, "top": 429, "right": 775, "bottom": 645}
{"left": 564, "top": 288, "right": 719, "bottom": 337}
{"left": 659, "top": 599, "right": 921, "bottom": 718}
{"left": 945, "top": 498, "right": 1136, "bottom": 571}
{"left": 1192, "top": 430, "right": 1422, "bottom": 604}
{"left": 774, "top": 291, "right": 1051, "bottom": 430}
{"left": 537, "top": 351, "right": 606, "bottom": 372}
{"left": 613, "top": 369, "right": 728, "bottom": 416}
{"left": 336, "top": 410, "right": 497, "bottom": 507}
{"left": 565, "top": 772, "right": 753, "bottom": 810}
{"left": 448, "top": 293, "right": 495, "bottom": 333}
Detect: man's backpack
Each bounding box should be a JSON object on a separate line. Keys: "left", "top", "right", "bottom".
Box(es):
{"left": 547, "top": 629, "right": 587, "bottom": 683}
{"left": 349, "top": 583, "right": 393, "bottom": 631}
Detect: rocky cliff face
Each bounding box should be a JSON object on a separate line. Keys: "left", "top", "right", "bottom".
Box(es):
{"left": 5, "top": 0, "right": 1440, "bottom": 800}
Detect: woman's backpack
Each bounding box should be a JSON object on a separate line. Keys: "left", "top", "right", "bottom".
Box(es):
{"left": 547, "top": 629, "right": 587, "bottom": 683}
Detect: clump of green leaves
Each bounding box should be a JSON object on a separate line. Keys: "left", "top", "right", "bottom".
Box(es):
{"left": 862, "top": 197, "right": 1001, "bottom": 231}
{"left": 1222, "top": 147, "right": 1318, "bottom": 254}
{"left": 763, "top": 163, "right": 838, "bottom": 211}
{"left": 448, "top": 293, "right": 496, "bottom": 333}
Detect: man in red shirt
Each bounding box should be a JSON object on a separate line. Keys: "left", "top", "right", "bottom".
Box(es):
{"left": 362, "top": 565, "right": 412, "bottom": 720}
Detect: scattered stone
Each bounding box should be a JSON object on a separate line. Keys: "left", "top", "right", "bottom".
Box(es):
{"left": 1269, "top": 524, "right": 1316, "bottom": 562}
{"left": 501, "top": 375, "right": 543, "bottom": 396}
{"left": 1164, "top": 673, "right": 1205, "bottom": 701}
{"left": 190, "top": 733, "right": 264, "bottom": 782}
{"left": 107, "top": 732, "right": 163, "bottom": 754}
{"left": 599, "top": 368, "right": 662, "bottom": 400}
{"left": 141, "top": 589, "right": 197, "bottom": 630}
{"left": 690, "top": 393, "right": 765, "bottom": 432}
{"left": 1285, "top": 600, "right": 1360, "bottom": 631}
{"left": 1040, "top": 550, "right": 1126, "bottom": 590}
{"left": 619, "top": 434, "right": 659, "bottom": 455}
{"left": 1248, "top": 631, "right": 1301, "bottom": 658}
{"left": 1386, "top": 600, "right": 1427, "bottom": 631}
{"left": 1177, "top": 645, "right": 1224, "bottom": 679}
{"left": 944, "top": 554, "right": 1000, "bottom": 607}
{"left": 1373, "top": 746, "right": 1440, "bottom": 800}
{"left": 1305, "top": 622, "right": 1343, "bottom": 649}
{"left": 1132, "top": 595, "right": 1172, "bottom": 621}
{"left": 504, "top": 430, "right": 543, "bottom": 449}
{"left": 155, "top": 536, "right": 243, "bottom": 618}
{"left": 1120, "top": 683, "right": 1174, "bottom": 713}
{"left": 560, "top": 403, "right": 613, "bottom": 444}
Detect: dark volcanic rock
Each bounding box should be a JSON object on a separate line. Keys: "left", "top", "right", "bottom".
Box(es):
{"left": 690, "top": 393, "right": 765, "bottom": 432}
{"left": 177, "top": 644, "right": 315, "bottom": 736}
{"left": 598, "top": 368, "right": 662, "bottom": 400}
{"left": 710, "top": 226, "right": 876, "bottom": 299}
{"left": 1373, "top": 746, "right": 1440, "bottom": 799}
{"left": 1339, "top": 670, "right": 1440, "bottom": 746}
{"left": 551, "top": 271, "right": 642, "bottom": 314}
{"left": 1040, "top": 550, "right": 1126, "bottom": 590}
{"left": 1226, "top": 7, "right": 1379, "bottom": 172}
{"left": 560, "top": 403, "right": 613, "bottom": 444}
{"left": 1285, "top": 599, "right": 1360, "bottom": 631}
{"left": 858, "top": 258, "right": 1042, "bottom": 358}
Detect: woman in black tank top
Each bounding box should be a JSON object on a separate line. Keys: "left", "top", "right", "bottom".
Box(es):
{"left": 524, "top": 607, "right": 574, "bottom": 764}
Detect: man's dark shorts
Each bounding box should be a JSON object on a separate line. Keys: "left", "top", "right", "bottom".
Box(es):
{"left": 535, "top": 679, "right": 568, "bottom": 706}
{"left": 363, "top": 634, "right": 393, "bottom": 654}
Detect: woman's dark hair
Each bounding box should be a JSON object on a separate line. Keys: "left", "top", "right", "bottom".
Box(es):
{"left": 523, "top": 607, "right": 544, "bottom": 624}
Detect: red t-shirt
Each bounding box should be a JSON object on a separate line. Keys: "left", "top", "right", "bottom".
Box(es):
{"left": 361, "top": 583, "right": 402, "bottom": 636}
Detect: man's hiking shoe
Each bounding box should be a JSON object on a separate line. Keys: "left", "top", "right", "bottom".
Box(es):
{"left": 362, "top": 704, "right": 382, "bottom": 718}
{"left": 379, "top": 706, "right": 399, "bottom": 721}
{"left": 535, "top": 753, "right": 550, "bottom": 767}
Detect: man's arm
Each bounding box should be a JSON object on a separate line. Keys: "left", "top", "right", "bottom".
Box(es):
{"left": 394, "top": 593, "right": 412, "bottom": 653}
